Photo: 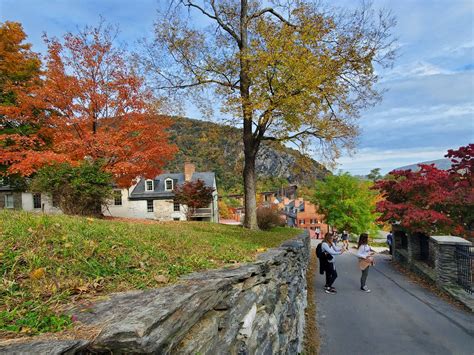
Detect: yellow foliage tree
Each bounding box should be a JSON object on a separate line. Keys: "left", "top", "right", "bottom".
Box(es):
{"left": 143, "top": 1, "right": 396, "bottom": 229}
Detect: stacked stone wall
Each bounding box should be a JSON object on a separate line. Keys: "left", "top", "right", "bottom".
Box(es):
{"left": 0, "top": 233, "right": 310, "bottom": 354}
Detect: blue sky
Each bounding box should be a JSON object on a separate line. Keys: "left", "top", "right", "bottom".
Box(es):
{"left": 1, "top": 0, "right": 473, "bottom": 175}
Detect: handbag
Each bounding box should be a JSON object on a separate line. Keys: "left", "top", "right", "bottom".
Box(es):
{"left": 358, "top": 257, "right": 374, "bottom": 270}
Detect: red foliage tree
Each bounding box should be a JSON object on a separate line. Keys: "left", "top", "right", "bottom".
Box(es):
{"left": 445, "top": 144, "right": 474, "bottom": 234}
{"left": 0, "top": 22, "right": 176, "bottom": 186}
{"left": 374, "top": 144, "right": 473, "bottom": 237}
{"left": 173, "top": 179, "right": 215, "bottom": 220}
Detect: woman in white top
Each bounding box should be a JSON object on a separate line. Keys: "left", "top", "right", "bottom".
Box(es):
{"left": 321, "top": 232, "right": 344, "bottom": 294}
{"left": 357, "top": 233, "right": 375, "bottom": 293}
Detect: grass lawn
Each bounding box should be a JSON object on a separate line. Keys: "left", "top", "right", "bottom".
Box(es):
{"left": 0, "top": 210, "right": 299, "bottom": 335}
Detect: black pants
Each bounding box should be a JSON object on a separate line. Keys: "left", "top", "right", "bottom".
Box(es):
{"left": 361, "top": 266, "right": 369, "bottom": 288}
{"left": 389, "top": 245, "right": 393, "bottom": 255}
{"left": 325, "top": 263, "right": 338, "bottom": 287}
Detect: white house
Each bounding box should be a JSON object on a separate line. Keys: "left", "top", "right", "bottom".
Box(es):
{"left": 104, "top": 162, "right": 219, "bottom": 222}
{"left": 0, "top": 184, "right": 61, "bottom": 214}
{"left": 1, "top": 163, "right": 219, "bottom": 223}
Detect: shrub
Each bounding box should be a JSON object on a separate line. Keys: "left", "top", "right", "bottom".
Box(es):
{"left": 30, "top": 161, "right": 112, "bottom": 216}
{"left": 257, "top": 206, "right": 285, "bottom": 230}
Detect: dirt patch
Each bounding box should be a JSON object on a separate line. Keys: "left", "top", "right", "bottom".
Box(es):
{"left": 303, "top": 247, "right": 320, "bottom": 354}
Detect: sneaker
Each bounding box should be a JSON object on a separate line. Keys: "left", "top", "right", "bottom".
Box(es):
{"left": 329, "top": 287, "right": 337, "bottom": 293}
{"left": 361, "top": 286, "right": 371, "bottom": 293}
{"left": 324, "top": 285, "right": 330, "bottom": 291}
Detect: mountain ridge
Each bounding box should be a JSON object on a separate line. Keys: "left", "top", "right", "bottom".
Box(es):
{"left": 396, "top": 158, "right": 452, "bottom": 172}
{"left": 165, "top": 117, "right": 329, "bottom": 192}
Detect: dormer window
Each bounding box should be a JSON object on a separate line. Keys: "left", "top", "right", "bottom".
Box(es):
{"left": 165, "top": 178, "right": 173, "bottom": 191}
{"left": 145, "top": 180, "right": 154, "bottom": 191}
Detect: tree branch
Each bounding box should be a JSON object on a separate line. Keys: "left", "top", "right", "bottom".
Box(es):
{"left": 249, "top": 7, "right": 296, "bottom": 27}
{"left": 182, "top": 0, "right": 241, "bottom": 45}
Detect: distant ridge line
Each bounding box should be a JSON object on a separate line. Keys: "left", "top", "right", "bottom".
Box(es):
{"left": 395, "top": 158, "right": 452, "bottom": 172}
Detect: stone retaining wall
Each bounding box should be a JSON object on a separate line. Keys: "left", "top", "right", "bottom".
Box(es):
{"left": 0, "top": 232, "right": 310, "bottom": 354}
{"left": 392, "top": 231, "right": 473, "bottom": 311}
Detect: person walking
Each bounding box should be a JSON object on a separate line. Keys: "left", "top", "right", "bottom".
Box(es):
{"left": 386, "top": 231, "right": 393, "bottom": 256}
{"left": 357, "top": 233, "right": 375, "bottom": 293}
{"left": 341, "top": 230, "right": 349, "bottom": 250}
{"left": 321, "top": 232, "right": 344, "bottom": 294}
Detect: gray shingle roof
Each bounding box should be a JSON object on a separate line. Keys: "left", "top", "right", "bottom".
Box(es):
{"left": 129, "top": 172, "right": 215, "bottom": 200}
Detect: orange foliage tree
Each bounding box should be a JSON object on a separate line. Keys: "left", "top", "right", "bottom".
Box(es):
{"left": 1, "top": 22, "right": 176, "bottom": 187}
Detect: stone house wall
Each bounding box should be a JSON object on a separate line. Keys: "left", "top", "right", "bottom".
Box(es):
{"left": 0, "top": 232, "right": 310, "bottom": 354}
{"left": 0, "top": 191, "right": 22, "bottom": 209}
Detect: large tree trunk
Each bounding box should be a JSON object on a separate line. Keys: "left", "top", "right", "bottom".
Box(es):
{"left": 243, "top": 122, "right": 258, "bottom": 229}
{"left": 239, "top": 0, "right": 259, "bottom": 230}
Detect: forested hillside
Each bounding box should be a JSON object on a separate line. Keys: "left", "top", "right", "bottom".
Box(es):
{"left": 165, "top": 117, "right": 329, "bottom": 193}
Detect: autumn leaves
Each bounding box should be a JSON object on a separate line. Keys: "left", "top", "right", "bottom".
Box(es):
{"left": 0, "top": 21, "right": 176, "bottom": 188}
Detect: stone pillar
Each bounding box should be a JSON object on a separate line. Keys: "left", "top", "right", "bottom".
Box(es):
{"left": 430, "top": 236, "right": 472, "bottom": 288}
{"left": 407, "top": 232, "right": 421, "bottom": 263}
{"left": 393, "top": 231, "right": 401, "bottom": 262}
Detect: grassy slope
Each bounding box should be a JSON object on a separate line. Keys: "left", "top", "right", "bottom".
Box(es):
{"left": 0, "top": 210, "right": 299, "bottom": 335}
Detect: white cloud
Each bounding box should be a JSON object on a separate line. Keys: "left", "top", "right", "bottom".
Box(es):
{"left": 381, "top": 61, "right": 453, "bottom": 82}
{"left": 336, "top": 147, "right": 451, "bottom": 175}
{"left": 362, "top": 103, "right": 474, "bottom": 130}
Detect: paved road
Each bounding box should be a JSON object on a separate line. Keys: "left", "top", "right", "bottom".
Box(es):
{"left": 313, "top": 246, "right": 474, "bottom": 355}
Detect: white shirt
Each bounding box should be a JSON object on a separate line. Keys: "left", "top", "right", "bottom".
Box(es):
{"left": 357, "top": 244, "right": 371, "bottom": 259}
{"left": 321, "top": 242, "right": 343, "bottom": 263}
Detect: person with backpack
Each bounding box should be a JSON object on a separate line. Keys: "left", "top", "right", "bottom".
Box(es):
{"left": 317, "top": 232, "right": 344, "bottom": 294}
{"left": 357, "top": 233, "right": 375, "bottom": 293}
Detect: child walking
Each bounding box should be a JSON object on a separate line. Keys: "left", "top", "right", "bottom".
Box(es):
{"left": 321, "top": 232, "right": 344, "bottom": 294}
{"left": 357, "top": 233, "right": 375, "bottom": 293}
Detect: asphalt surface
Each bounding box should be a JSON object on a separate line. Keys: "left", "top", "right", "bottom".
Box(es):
{"left": 313, "top": 245, "right": 474, "bottom": 355}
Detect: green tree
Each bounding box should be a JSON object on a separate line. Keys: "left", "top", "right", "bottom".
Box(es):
{"left": 367, "top": 168, "right": 382, "bottom": 182}
{"left": 30, "top": 161, "right": 113, "bottom": 216}
{"left": 310, "top": 173, "right": 379, "bottom": 235}
{"left": 142, "top": 0, "right": 396, "bottom": 229}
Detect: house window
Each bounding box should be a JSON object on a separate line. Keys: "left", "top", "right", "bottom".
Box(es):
{"left": 147, "top": 200, "right": 154, "bottom": 212}
{"left": 145, "top": 180, "right": 154, "bottom": 191}
{"left": 114, "top": 190, "right": 122, "bottom": 206}
{"left": 165, "top": 179, "right": 173, "bottom": 191}
{"left": 5, "top": 194, "right": 14, "bottom": 208}
{"left": 173, "top": 217, "right": 180, "bottom": 221}
{"left": 173, "top": 201, "right": 180, "bottom": 212}
{"left": 33, "top": 193, "right": 42, "bottom": 209}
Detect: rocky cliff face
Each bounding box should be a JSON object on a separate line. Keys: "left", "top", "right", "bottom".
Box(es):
{"left": 166, "top": 117, "right": 329, "bottom": 192}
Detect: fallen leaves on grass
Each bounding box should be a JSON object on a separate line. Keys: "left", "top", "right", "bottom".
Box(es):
{"left": 29, "top": 268, "right": 46, "bottom": 280}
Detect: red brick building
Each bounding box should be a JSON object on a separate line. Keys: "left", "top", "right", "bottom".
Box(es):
{"left": 295, "top": 200, "right": 329, "bottom": 239}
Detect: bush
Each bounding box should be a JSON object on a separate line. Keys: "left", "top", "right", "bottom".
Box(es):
{"left": 257, "top": 206, "right": 285, "bottom": 230}
{"left": 30, "top": 161, "right": 112, "bottom": 216}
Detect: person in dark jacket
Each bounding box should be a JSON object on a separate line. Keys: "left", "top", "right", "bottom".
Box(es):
{"left": 321, "top": 232, "right": 344, "bottom": 294}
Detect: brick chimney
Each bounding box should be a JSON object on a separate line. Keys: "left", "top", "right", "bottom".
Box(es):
{"left": 184, "top": 161, "right": 195, "bottom": 182}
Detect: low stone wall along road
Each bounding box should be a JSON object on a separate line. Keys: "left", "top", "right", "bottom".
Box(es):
{"left": 313, "top": 243, "right": 474, "bottom": 355}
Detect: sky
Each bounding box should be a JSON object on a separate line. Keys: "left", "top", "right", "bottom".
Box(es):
{"left": 1, "top": 0, "right": 473, "bottom": 175}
